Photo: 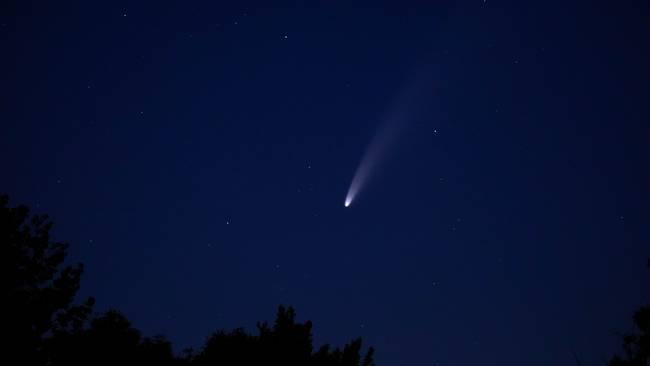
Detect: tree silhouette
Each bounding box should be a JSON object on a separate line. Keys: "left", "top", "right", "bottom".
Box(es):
{"left": 2, "top": 194, "right": 94, "bottom": 364}
{"left": 194, "top": 305, "right": 374, "bottom": 366}
{"left": 608, "top": 259, "right": 649, "bottom": 366}
{"left": 46, "top": 310, "right": 176, "bottom": 366}
{"left": 3, "top": 194, "right": 375, "bottom": 365}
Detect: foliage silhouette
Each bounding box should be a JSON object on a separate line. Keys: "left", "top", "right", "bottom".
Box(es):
{"left": 46, "top": 309, "right": 177, "bottom": 366}
{"left": 608, "top": 259, "right": 649, "bottom": 366}
{"left": 3, "top": 194, "right": 374, "bottom": 365}
{"left": 2, "top": 194, "right": 94, "bottom": 364}
{"left": 192, "top": 305, "right": 375, "bottom": 366}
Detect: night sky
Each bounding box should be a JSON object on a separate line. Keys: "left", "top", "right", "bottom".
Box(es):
{"left": 2, "top": 1, "right": 649, "bottom": 365}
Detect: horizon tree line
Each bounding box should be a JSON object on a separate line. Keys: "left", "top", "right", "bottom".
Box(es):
{"left": 2, "top": 194, "right": 647, "bottom": 365}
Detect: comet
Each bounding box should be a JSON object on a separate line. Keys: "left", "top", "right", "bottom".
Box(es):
{"left": 343, "top": 109, "right": 403, "bottom": 208}
{"left": 344, "top": 73, "right": 433, "bottom": 208}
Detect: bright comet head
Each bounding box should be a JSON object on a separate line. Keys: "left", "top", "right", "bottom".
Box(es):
{"left": 344, "top": 199, "right": 351, "bottom": 207}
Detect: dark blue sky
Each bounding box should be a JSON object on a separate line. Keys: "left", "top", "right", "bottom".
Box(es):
{"left": 2, "top": 1, "right": 649, "bottom": 365}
